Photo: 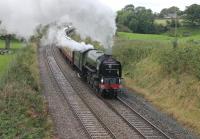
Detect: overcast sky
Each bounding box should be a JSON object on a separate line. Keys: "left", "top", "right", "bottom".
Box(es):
{"left": 100, "top": 0, "right": 200, "bottom": 13}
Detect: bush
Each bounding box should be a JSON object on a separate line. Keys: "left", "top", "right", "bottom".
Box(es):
{"left": 117, "top": 24, "right": 132, "bottom": 33}
{"left": 158, "top": 46, "right": 200, "bottom": 79}
{"left": 113, "top": 44, "right": 156, "bottom": 78}
{"left": 152, "top": 23, "right": 168, "bottom": 34}
{"left": 114, "top": 45, "right": 154, "bottom": 66}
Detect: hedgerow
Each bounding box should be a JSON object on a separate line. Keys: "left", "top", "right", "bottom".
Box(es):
{"left": 158, "top": 46, "right": 200, "bottom": 79}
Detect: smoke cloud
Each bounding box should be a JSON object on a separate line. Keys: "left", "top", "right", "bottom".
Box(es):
{"left": 41, "top": 25, "right": 94, "bottom": 51}
{"left": 0, "top": 0, "right": 116, "bottom": 48}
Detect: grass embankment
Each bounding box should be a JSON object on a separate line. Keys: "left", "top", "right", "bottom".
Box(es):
{"left": 114, "top": 32, "right": 200, "bottom": 136}
{"left": 0, "top": 44, "right": 53, "bottom": 138}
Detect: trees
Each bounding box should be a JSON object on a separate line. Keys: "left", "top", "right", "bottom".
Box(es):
{"left": 0, "top": 23, "right": 10, "bottom": 49}
{"left": 0, "top": 22, "right": 16, "bottom": 50}
{"left": 116, "top": 5, "right": 155, "bottom": 34}
{"left": 184, "top": 4, "right": 200, "bottom": 26}
{"left": 134, "top": 7, "right": 155, "bottom": 33}
{"left": 116, "top": 5, "right": 134, "bottom": 27}
{"left": 159, "top": 6, "right": 182, "bottom": 18}
{"left": 116, "top": 4, "right": 200, "bottom": 34}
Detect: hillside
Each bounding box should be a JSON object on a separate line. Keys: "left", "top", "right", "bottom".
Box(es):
{"left": 113, "top": 31, "right": 200, "bottom": 136}
{"left": 0, "top": 42, "right": 53, "bottom": 138}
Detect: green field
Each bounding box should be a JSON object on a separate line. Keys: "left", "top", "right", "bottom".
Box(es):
{"left": 155, "top": 19, "right": 169, "bottom": 25}
{"left": 0, "top": 40, "right": 22, "bottom": 49}
{"left": 0, "top": 39, "right": 22, "bottom": 77}
{"left": 118, "top": 32, "right": 172, "bottom": 41}
{"left": 113, "top": 30, "right": 200, "bottom": 136}
{"left": 118, "top": 28, "right": 200, "bottom": 46}
{"left": 0, "top": 55, "right": 13, "bottom": 76}
{"left": 155, "top": 19, "right": 184, "bottom": 26}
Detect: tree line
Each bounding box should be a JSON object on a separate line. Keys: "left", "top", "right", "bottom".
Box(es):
{"left": 116, "top": 4, "right": 200, "bottom": 34}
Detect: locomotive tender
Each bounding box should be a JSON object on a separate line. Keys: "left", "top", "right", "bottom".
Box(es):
{"left": 59, "top": 41, "right": 122, "bottom": 97}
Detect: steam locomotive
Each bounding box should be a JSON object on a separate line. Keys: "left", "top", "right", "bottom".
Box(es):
{"left": 59, "top": 43, "right": 122, "bottom": 98}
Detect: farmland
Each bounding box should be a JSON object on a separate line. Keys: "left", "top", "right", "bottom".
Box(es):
{"left": 118, "top": 26, "right": 200, "bottom": 43}
{"left": 113, "top": 31, "right": 200, "bottom": 136}
{"left": 0, "top": 40, "right": 22, "bottom": 77}
{"left": 0, "top": 55, "right": 13, "bottom": 77}
{"left": 0, "top": 40, "right": 22, "bottom": 49}
{"left": 155, "top": 19, "right": 184, "bottom": 26}
{"left": 117, "top": 32, "right": 172, "bottom": 41}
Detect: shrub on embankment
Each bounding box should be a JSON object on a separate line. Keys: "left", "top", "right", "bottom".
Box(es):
{"left": 113, "top": 37, "right": 200, "bottom": 136}
{"left": 0, "top": 45, "right": 53, "bottom": 139}
{"left": 158, "top": 46, "right": 200, "bottom": 79}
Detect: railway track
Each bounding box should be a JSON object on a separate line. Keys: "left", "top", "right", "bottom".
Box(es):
{"left": 103, "top": 97, "right": 171, "bottom": 139}
{"left": 52, "top": 46, "right": 144, "bottom": 138}
{"left": 46, "top": 45, "right": 172, "bottom": 139}
{"left": 81, "top": 75, "right": 171, "bottom": 138}
{"left": 40, "top": 46, "right": 89, "bottom": 138}
{"left": 45, "top": 45, "right": 115, "bottom": 139}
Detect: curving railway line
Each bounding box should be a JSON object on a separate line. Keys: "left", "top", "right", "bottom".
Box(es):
{"left": 43, "top": 44, "right": 172, "bottom": 139}
{"left": 45, "top": 45, "right": 115, "bottom": 139}
{"left": 103, "top": 97, "right": 171, "bottom": 139}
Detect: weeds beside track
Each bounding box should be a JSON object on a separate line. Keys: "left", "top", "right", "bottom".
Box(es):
{"left": 0, "top": 45, "right": 53, "bottom": 139}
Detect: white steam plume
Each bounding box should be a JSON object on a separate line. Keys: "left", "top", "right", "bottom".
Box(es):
{"left": 41, "top": 25, "right": 94, "bottom": 51}
{"left": 0, "top": 0, "right": 116, "bottom": 48}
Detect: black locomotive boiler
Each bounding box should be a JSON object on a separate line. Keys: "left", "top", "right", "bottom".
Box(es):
{"left": 59, "top": 45, "right": 122, "bottom": 97}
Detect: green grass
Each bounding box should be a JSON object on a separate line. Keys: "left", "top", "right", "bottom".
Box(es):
{"left": 0, "top": 40, "right": 4, "bottom": 48}
{"left": 0, "top": 55, "right": 14, "bottom": 77}
{"left": 0, "top": 40, "right": 22, "bottom": 49}
{"left": 118, "top": 29, "right": 200, "bottom": 41}
{"left": 118, "top": 29, "right": 200, "bottom": 47}
{"left": 113, "top": 31, "right": 200, "bottom": 136}
{"left": 155, "top": 19, "right": 169, "bottom": 25}
{"left": 0, "top": 45, "right": 53, "bottom": 139}
{"left": 176, "top": 27, "right": 200, "bottom": 44}
{"left": 155, "top": 19, "right": 184, "bottom": 26}
{"left": 0, "top": 40, "right": 22, "bottom": 77}
{"left": 117, "top": 32, "right": 172, "bottom": 41}
{"left": 177, "top": 26, "right": 200, "bottom": 36}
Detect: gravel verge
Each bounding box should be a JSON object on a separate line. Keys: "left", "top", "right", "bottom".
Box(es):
{"left": 118, "top": 91, "right": 199, "bottom": 139}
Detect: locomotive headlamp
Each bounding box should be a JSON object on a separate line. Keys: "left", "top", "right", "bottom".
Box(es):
{"left": 101, "top": 78, "right": 104, "bottom": 83}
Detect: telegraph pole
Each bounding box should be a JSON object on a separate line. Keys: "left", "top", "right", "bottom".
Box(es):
{"left": 5, "top": 34, "right": 11, "bottom": 50}
{"left": 173, "top": 8, "right": 178, "bottom": 48}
